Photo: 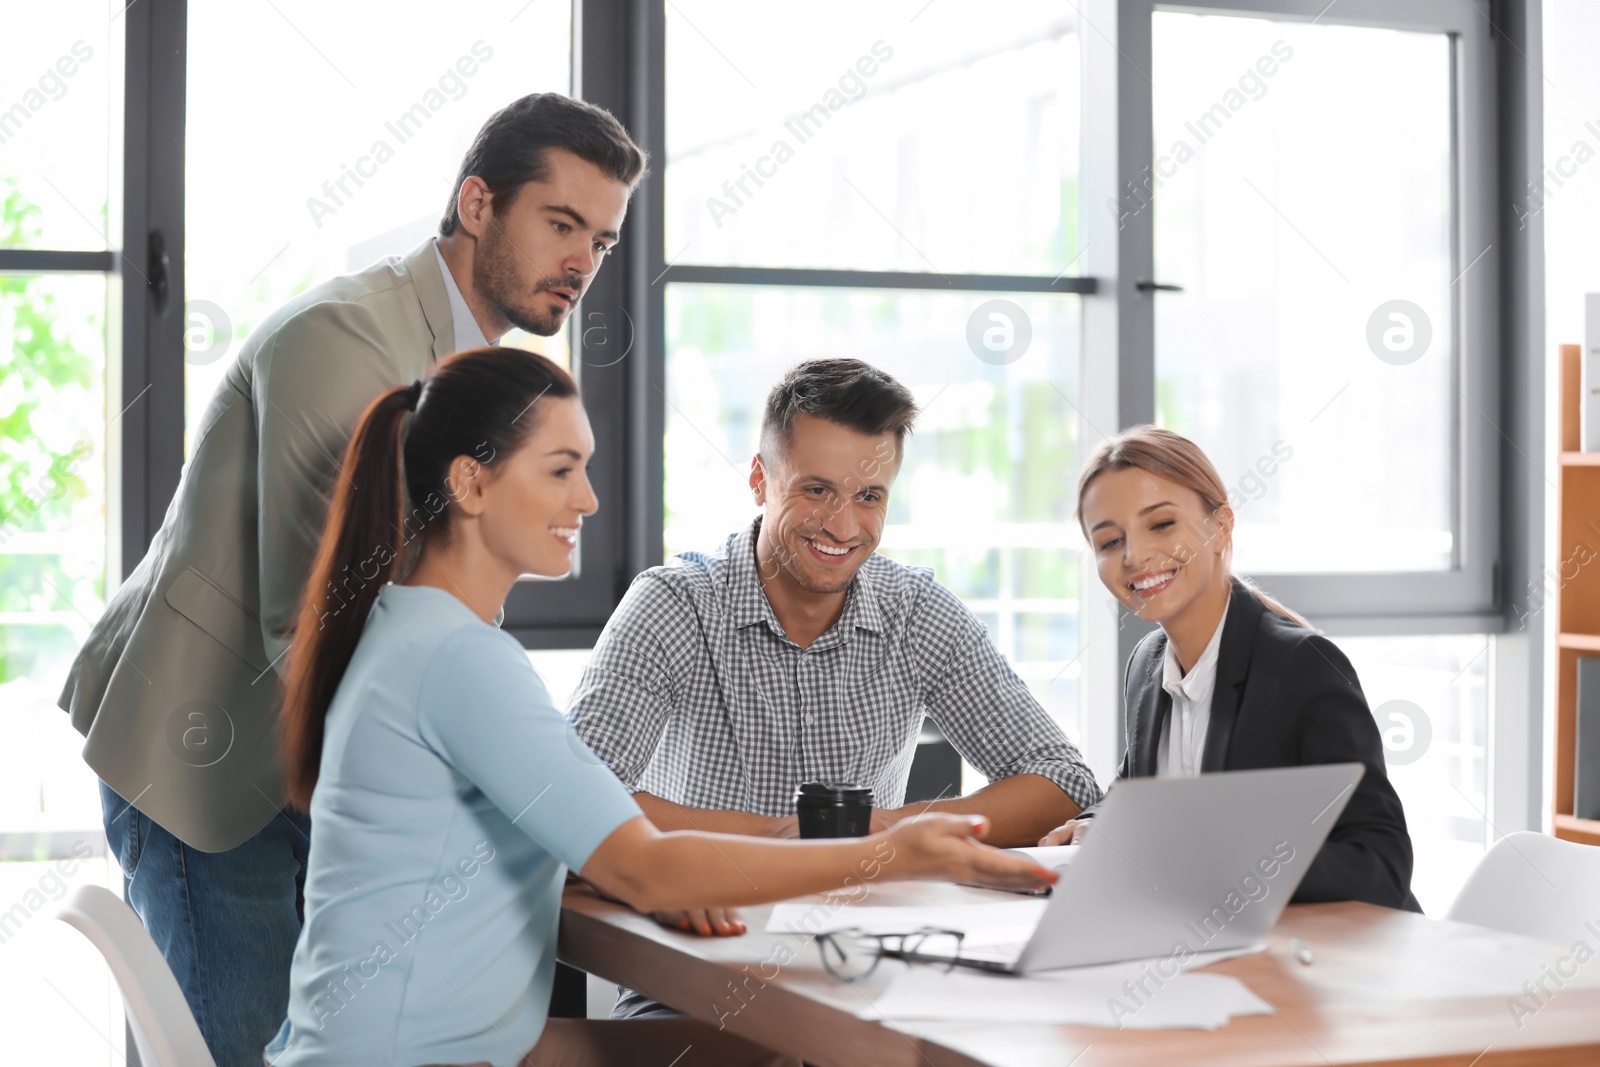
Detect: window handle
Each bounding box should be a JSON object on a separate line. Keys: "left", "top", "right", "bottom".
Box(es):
{"left": 1135, "top": 280, "right": 1184, "bottom": 293}
{"left": 147, "top": 230, "right": 171, "bottom": 314}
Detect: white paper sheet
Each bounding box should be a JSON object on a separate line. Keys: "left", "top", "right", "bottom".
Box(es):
{"left": 764, "top": 899, "right": 1049, "bottom": 948}
{"left": 953, "top": 844, "right": 1081, "bottom": 895}
{"left": 863, "top": 963, "right": 1273, "bottom": 1029}
{"left": 1005, "top": 845, "right": 1080, "bottom": 869}
{"left": 764, "top": 898, "right": 1270, "bottom": 964}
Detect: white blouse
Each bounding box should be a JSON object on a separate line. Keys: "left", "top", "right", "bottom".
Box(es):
{"left": 1155, "top": 591, "right": 1232, "bottom": 778}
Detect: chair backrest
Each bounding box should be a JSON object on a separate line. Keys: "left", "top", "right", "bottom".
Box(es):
{"left": 1446, "top": 831, "right": 1600, "bottom": 946}
{"left": 56, "top": 885, "right": 218, "bottom": 1067}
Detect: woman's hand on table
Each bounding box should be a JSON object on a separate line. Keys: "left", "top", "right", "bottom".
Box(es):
{"left": 652, "top": 907, "right": 746, "bottom": 937}
{"left": 886, "top": 814, "right": 1058, "bottom": 891}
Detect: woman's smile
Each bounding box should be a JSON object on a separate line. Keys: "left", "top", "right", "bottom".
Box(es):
{"left": 1128, "top": 566, "right": 1180, "bottom": 601}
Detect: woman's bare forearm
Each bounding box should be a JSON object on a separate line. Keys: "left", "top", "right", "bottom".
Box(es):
{"left": 582, "top": 816, "right": 893, "bottom": 914}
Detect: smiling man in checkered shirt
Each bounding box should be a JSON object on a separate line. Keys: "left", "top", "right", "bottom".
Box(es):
{"left": 568, "top": 359, "right": 1100, "bottom": 1001}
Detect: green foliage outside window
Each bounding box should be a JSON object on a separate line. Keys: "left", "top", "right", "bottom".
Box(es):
{"left": 0, "top": 178, "right": 106, "bottom": 684}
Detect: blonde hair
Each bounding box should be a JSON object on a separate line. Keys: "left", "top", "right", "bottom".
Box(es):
{"left": 1076, "top": 426, "right": 1311, "bottom": 629}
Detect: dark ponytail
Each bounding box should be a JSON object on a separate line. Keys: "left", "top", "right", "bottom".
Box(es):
{"left": 280, "top": 346, "right": 578, "bottom": 810}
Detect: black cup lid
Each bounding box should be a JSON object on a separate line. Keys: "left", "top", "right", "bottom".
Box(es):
{"left": 795, "top": 782, "right": 873, "bottom": 803}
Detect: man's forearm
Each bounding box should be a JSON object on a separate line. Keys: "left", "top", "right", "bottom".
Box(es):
{"left": 633, "top": 791, "right": 795, "bottom": 837}
{"left": 884, "top": 773, "right": 1079, "bottom": 848}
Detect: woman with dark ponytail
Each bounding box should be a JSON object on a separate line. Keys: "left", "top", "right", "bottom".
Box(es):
{"left": 1038, "top": 426, "right": 1420, "bottom": 912}
{"left": 265, "top": 347, "right": 1055, "bottom": 1067}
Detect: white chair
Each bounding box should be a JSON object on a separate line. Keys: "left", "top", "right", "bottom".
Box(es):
{"left": 56, "top": 884, "right": 218, "bottom": 1067}
{"left": 1446, "top": 831, "right": 1600, "bottom": 946}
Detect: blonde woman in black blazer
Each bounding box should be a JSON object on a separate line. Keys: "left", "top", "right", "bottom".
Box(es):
{"left": 1041, "top": 426, "right": 1420, "bottom": 911}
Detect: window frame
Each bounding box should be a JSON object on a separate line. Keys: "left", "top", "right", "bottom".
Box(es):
{"left": 572, "top": 0, "right": 1099, "bottom": 627}
{"left": 590, "top": 0, "right": 1544, "bottom": 822}
{"left": 1076, "top": 0, "right": 1545, "bottom": 826}
{"left": 504, "top": 0, "right": 674, "bottom": 648}
{"left": 112, "top": 0, "right": 1543, "bottom": 828}
{"left": 1136, "top": 0, "right": 1500, "bottom": 630}
{"left": 0, "top": 0, "right": 186, "bottom": 587}
{"left": 0, "top": 0, "right": 178, "bottom": 896}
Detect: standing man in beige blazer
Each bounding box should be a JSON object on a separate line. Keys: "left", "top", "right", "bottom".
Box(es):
{"left": 58, "top": 93, "right": 644, "bottom": 1066}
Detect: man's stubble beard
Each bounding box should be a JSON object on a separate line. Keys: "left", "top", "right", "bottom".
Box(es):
{"left": 478, "top": 223, "right": 568, "bottom": 337}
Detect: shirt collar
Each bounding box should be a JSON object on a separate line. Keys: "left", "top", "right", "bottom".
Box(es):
{"left": 432, "top": 239, "right": 492, "bottom": 353}
{"left": 1161, "top": 588, "right": 1232, "bottom": 706}
{"left": 722, "top": 518, "right": 885, "bottom": 643}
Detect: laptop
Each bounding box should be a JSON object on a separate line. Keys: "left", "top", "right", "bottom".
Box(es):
{"left": 937, "top": 763, "right": 1364, "bottom": 974}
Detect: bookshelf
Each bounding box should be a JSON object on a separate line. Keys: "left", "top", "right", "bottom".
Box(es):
{"left": 1554, "top": 343, "right": 1600, "bottom": 845}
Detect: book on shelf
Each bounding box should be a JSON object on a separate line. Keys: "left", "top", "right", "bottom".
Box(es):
{"left": 1577, "top": 656, "right": 1600, "bottom": 822}
{"left": 1586, "top": 293, "right": 1600, "bottom": 451}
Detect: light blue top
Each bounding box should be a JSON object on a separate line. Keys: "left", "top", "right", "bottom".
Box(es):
{"left": 266, "top": 584, "right": 642, "bottom": 1067}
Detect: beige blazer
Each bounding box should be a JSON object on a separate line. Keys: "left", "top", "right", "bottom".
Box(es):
{"left": 60, "top": 240, "right": 457, "bottom": 852}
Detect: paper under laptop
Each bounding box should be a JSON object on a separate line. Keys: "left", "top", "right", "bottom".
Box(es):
{"left": 958, "top": 844, "right": 1079, "bottom": 896}
{"left": 770, "top": 763, "right": 1364, "bottom": 974}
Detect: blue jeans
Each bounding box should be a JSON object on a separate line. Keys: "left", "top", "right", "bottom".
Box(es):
{"left": 100, "top": 780, "right": 311, "bottom": 1067}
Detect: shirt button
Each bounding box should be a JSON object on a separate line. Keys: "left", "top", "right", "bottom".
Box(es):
{"left": 804, "top": 714, "right": 815, "bottom": 726}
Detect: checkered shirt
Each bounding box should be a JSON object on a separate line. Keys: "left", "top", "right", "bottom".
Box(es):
{"left": 567, "top": 520, "right": 1101, "bottom": 818}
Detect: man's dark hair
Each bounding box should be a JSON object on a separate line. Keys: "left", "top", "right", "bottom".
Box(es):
{"left": 439, "top": 93, "right": 647, "bottom": 236}
{"left": 759, "top": 359, "right": 920, "bottom": 462}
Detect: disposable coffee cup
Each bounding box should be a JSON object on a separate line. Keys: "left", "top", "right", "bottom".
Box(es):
{"left": 795, "top": 782, "right": 873, "bottom": 839}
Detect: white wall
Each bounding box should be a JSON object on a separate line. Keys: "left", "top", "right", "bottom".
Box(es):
{"left": 1543, "top": 2, "right": 1600, "bottom": 354}
{"left": 1541, "top": 1, "right": 1600, "bottom": 829}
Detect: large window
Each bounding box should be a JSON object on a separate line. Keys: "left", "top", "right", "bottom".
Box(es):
{"left": 183, "top": 0, "right": 615, "bottom": 641}
{"left": 664, "top": 0, "right": 1080, "bottom": 274}
{"left": 1, "top": 3, "right": 119, "bottom": 842}
{"left": 1153, "top": 12, "right": 1456, "bottom": 575}
{"left": 1142, "top": 1, "right": 1498, "bottom": 624}
{"left": 650, "top": 0, "right": 1514, "bottom": 898}
{"left": 659, "top": 2, "right": 1092, "bottom": 749}
{"left": 1, "top": 3, "right": 127, "bottom": 1062}
{"left": 0, "top": 22, "right": 1546, "bottom": 1057}
{"left": 0, "top": 271, "right": 111, "bottom": 842}
{"left": 183, "top": 0, "right": 576, "bottom": 447}
{"left": 0, "top": 0, "right": 116, "bottom": 253}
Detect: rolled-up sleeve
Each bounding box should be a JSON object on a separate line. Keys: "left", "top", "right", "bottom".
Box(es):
{"left": 566, "top": 574, "right": 685, "bottom": 790}
{"left": 417, "top": 626, "right": 641, "bottom": 873}
{"left": 917, "top": 583, "right": 1102, "bottom": 812}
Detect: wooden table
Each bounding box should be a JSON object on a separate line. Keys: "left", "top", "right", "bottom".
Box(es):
{"left": 559, "top": 881, "right": 1600, "bottom": 1066}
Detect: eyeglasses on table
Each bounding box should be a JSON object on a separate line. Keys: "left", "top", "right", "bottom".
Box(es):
{"left": 815, "top": 926, "right": 966, "bottom": 981}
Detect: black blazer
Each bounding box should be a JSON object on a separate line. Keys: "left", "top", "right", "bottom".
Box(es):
{"left": 1098, "top": 578, "right": 1421, "bottom": 912}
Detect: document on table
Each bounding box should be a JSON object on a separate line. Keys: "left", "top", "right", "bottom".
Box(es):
{"left": 1006, "top": 844, "right": 1080, "bottom": 869}
{"left": 765, "top": 899, "right": 1048, "bottom": 949}
{"left": 957, "top": 845, "right": 1080, "bottom": 895}
{"left": 766, "top": 888, "right": 1272, "bottom": 1029}
{"left": 863, "top": 960, "right": 1274, "bottom": 1029}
